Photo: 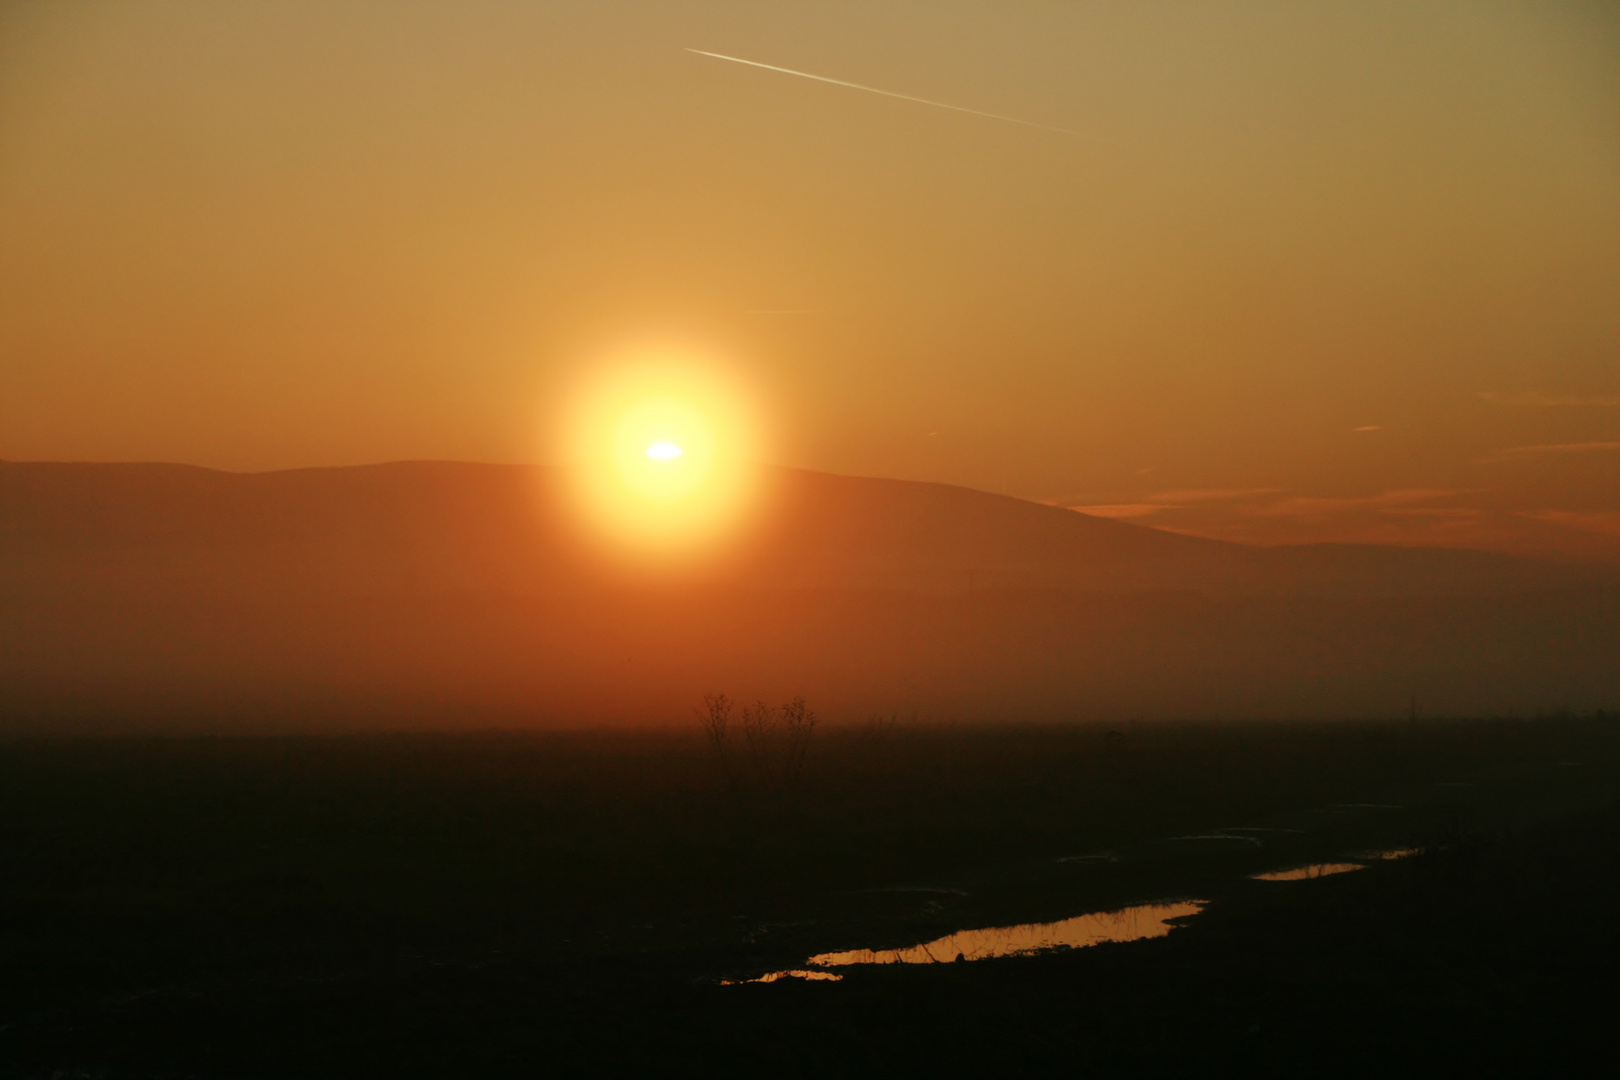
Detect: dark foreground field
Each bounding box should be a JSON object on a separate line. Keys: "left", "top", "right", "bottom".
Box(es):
{"left": 2, "top": 715, "right": 1617, "bottom": 1077}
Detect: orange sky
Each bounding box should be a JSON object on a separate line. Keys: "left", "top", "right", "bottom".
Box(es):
{"left": 2, "top": 1, "right": 1617, "bottom": 561}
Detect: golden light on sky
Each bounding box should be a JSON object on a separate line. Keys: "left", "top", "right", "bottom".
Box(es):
{"left": 557, "top": 349, "right": 765, "bottom": 562}
{"left": 0, "top": 1, "right": 1616, "bottom": 562}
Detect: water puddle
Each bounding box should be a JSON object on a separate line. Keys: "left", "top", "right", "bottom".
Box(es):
{"left": 733, "top": 900, "right": 1209, "bottom": 987}
{"left": 1251, "top": 862, "right": 1364, "bottom": 881}
{"left": 726, "top": 969, "right": 844, "bottom": 985}
{"left": 735, "top": 841, "right": 1430, "bottom": 985}
{"left": 1359, "top": 847, "right": 1422, "bottom": 861}
{"left": 1251, "top": 847, "right": 1420, "bottom": 882}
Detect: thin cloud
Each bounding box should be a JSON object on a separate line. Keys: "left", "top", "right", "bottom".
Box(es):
{"left": 1478, "top": 391, "right": 1620, "bottom": 407}
{"left": 1070, "top": 488, "right": 1492, "bottom": 530}
{"left": 1066, "top": 487, "right": 1281, "bottom": 518}
{"left": 1246, "top": 489, "right": 1475, "bottom": 518}
{"left": 1144, "top": 487, "right": 1283, "bottom": 504}
{"left": 1069, "top": 503, "right": 1166, "bottom": 520}
{"left": 1378, "top": 507, "right": 1482, "bottom": 518}
{"left": 1069, "top": 485, "right": 1620, "bottom": 561}
{"left": 1519, "top": 510, "right": 1620, "bottom": 537}
{"left": 688, "top": 49, "right": 1078, "bottom": 135}
{"left": 1477, "top": 441, "right": 1620, "bottom": 463}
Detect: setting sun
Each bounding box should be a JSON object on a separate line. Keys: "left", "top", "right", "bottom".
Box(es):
{"left": 556, "top": 350, "right": 765, "bottom": 562}
{"left": 4, "top": 4, "right": 1619, "bottom": 1068}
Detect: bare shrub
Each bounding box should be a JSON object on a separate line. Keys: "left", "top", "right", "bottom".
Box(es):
{"left": 695, "top": 693, "right": 734, "bottom": 784}
{"left": 698, "top": 693, "right": 817, "bottom": 802}
{"left": 741, "top": 699, "right": 777, "bottom": 789}
{"left": 778, "top": 696, "right": 817, "bottom": 797}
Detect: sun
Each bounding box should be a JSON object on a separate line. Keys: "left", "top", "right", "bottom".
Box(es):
{"left": 555, "top": 349, "right": 765, "bottom": 562}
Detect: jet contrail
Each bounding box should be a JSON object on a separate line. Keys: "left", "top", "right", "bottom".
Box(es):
{"left": 687, "top": 49, "right": 1077, "bottom": 136}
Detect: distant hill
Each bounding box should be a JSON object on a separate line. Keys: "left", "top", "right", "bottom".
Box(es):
{"left": 3, "top": 460, "right": 1617, "bottom": 730}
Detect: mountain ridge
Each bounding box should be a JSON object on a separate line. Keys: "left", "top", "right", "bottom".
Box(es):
{"left": 2, "top": 458, "right": 1603, "bottom": 601}
{"left": 5, "top": 459, "right": 1615, "bottom": 728}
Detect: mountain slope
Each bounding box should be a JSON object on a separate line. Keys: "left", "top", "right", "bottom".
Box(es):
{"left": 2, "top": 460, "right": 1598, "bottom": 600}
{"left": 3, "top": 460, "right": 1616, "bottom": 729}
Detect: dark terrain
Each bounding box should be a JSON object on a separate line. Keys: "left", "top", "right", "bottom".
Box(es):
{"left": 1, "top": 715, "right": 1616, "bottom": 1077}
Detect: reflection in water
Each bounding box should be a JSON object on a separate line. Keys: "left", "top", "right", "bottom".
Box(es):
{"left": 806, "top": 901, "right": 1205, "bottom": 968}
{"left": 1251, "top": 862, "right": 1363, "bottom": 881}
{"left": 736, "top": 846, "right": 1428, "bottom": 985}
{"left": 1362, "top": 847, "right": 1422, "bottom": 860}
{"left": 1252, "top": 847, "right": 1423, "bottom": 881}
{"left": 725, "top": 969, "right": 844, "bottom": 985}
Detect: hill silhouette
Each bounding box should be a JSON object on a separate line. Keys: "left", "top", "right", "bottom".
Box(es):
{"left": 3, "top": 460, "right": 1616, "bottom": 730}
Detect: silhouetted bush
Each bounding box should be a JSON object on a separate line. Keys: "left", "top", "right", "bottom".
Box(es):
{"left": 698, "top": 693, "right": 817, "bottom": 804}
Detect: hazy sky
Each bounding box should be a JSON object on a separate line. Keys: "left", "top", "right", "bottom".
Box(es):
{"left": 2, "top": 1, "right": 1617, "bottom": 558}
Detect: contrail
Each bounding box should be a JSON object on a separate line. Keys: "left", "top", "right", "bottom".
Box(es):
{"left": 687, "top": 48, "right": 1077, "bottom": 136}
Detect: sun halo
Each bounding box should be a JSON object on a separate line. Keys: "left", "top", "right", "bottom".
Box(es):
{"left": 557, "top": 355, "right": 764, "bottom": 563}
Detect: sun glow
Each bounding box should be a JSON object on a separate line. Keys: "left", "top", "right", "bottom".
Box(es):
{"left": 557, "top": 350, "right": 765, "bottom": 562}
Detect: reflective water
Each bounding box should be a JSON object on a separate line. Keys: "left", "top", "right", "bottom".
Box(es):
{"left": 1251, "top": 862, "right": 1364, "bottom": 881}
{"left": 726, "top": 969, "right": 844, "bottom": 984}
{"left": 805, "top": 900, "right": 1205, "bottom": 968}
{"left": 1361, "top": 847, "right": 1422, "bottom": 861}
{"left": 735, "top": 844, "right": 1429, "bottom": 985}
{"left": 1251, "top": 846, "right": 1422, "bottom": 881}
